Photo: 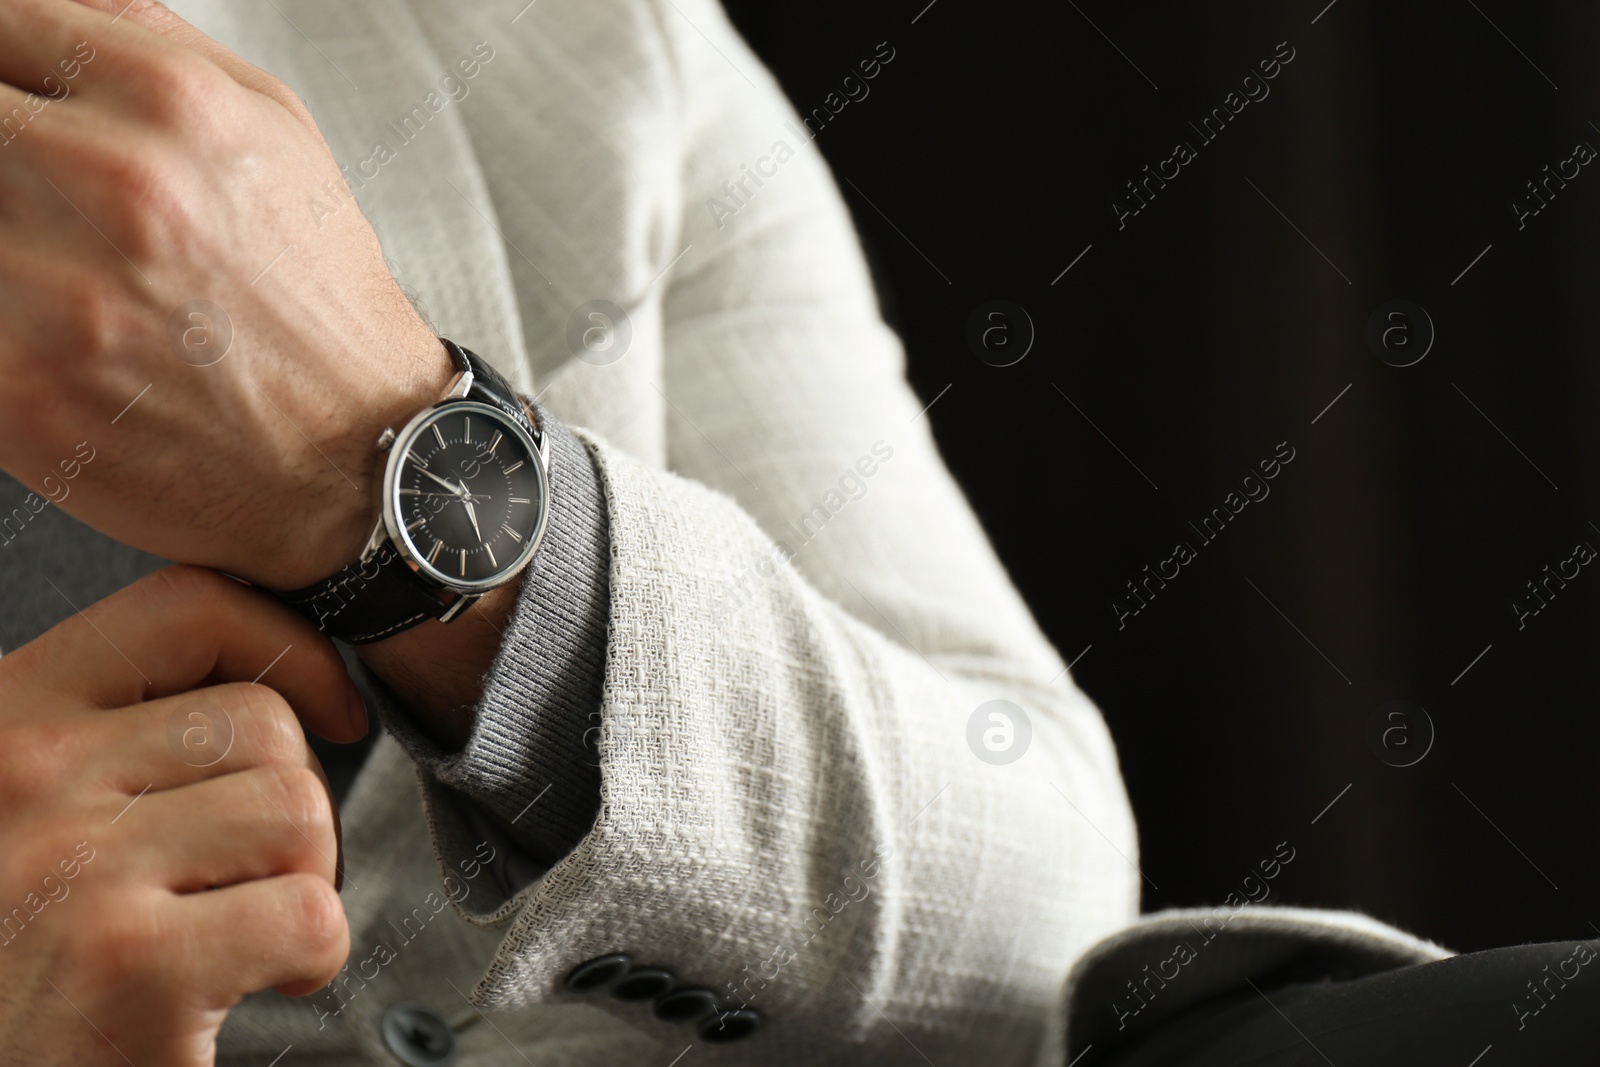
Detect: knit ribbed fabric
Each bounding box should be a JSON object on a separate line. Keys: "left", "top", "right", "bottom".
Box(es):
{"left": 361, "top": 408, "right": 609, "bottom": 867}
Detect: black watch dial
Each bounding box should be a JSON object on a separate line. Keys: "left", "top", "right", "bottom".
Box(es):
{"left": 389, "top": 401, "right": 547, "bottom": 589}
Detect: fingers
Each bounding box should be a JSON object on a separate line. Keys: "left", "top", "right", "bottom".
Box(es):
{"left": 113, "top": 762, "right": 341, "bottom": 891}
{"left": 67, "top": 0, "right": 271, "bottom": 89}
{"left": 0, "top": 0, "right": 111, "bottom": 97}
{"left": 163, "top": 872, "right": 350, "bottom": 1003}
{"left": 16, "top": 566, "right": 366, "bottom": 742}
{"left": 92, "top": 682, "right": 351, "bottom": 890}
{"left": 58, "top": 0, "right": 316, "bottom": 123}
{"left": 0, "top": 0, "right": 318, "bottom": 132}
{"left": 98, "top": 681, "right": 316, "bottom": 790}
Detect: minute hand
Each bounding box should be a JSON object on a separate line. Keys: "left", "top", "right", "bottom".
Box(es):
{"left": 419, "top": 467, "right": 470, "bottom": 498}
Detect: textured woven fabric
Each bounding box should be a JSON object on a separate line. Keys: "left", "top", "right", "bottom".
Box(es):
{"left": 0, "top": 0, "right": 1447, "bottom": 1063}
{"left": 179, "top": 0, "right": 1144, "bottom": 1059}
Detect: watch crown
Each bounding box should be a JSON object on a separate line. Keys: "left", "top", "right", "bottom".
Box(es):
{"left": 376, "top": 428, "right": 397, "bottom": 451}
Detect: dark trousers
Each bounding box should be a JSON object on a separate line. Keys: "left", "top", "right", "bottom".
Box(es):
{"left": 1101, "top": 941, "right": 1600, "bottom": 1066}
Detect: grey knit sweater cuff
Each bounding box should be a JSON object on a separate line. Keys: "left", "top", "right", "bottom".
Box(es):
{"left": 361, "top": 407, "right": 609, "bottom": 868}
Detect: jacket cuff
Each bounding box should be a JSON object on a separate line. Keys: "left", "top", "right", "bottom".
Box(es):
{"left": 361, "top": 406, "right": 609, "bottom": 870}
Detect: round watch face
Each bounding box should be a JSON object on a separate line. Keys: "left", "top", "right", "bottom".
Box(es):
{"left": 385, "top": 401, "right": 547, "bottom": 591}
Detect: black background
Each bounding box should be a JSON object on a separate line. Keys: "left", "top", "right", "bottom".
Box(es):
{"left": 722, "top": 0, "right": 1600, "bottom": 953}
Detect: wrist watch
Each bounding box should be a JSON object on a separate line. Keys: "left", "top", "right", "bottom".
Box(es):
{"left": 275, "top": 339, "right": 551, "bottom": 643}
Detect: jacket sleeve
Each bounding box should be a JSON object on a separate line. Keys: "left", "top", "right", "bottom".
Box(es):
{"left": 374, "top": 0, "right": 1141, "bottom": 1062}
{"left": 362, "top": 407, "right": 611, "bottom": 871}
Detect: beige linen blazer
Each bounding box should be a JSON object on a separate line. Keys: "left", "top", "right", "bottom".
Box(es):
{"left": 151, "top": 1, "right": 1442, "bottom": 1064}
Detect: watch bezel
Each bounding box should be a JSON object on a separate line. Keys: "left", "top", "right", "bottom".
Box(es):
{"left": 380, "top": 399, "right": 550, "bottom": 594}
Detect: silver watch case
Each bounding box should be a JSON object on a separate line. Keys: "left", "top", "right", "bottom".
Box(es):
{"left": 359, "top": 368, "right": 552, "bottom": 620}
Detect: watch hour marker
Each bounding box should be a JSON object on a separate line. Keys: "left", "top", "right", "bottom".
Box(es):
{"left": 459, "top": 550, "right": 467, "bottom": 577}
{"left": 433, "top": 425, "right": 447, "bottom": 448}
{"left": 503, "top": 523, "right": 522, "bottom": 543}
{"left": 406, "top": 516, "right": 426, "bottom": 532}
{"left": 400, "top": 487, "right": 422, "bottom": 496}
{"left": 485, "top": 543, "right": 497, "bottom": 567}
{"left": 427, "top": 540, "right": 443, "bottom": 564}
{"left": 503, "top": 460, "right": 524, "bottom": 474}
{"left": 509, "top": 496, "right": 531, "bottom": 505}
{"left": 463, "top": 416, "right": 471, "bottom": 443}
{"left": 487, "top": 431, "right": 502, "bottom": 455}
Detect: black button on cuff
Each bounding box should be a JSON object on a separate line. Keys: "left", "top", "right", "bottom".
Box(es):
{"left": 610, "top": 966, "right": 675, "bottom": 1002}
{"left": 699, "top": 1008, "right": 763, "bottom": 1043}
{"left": 564, "top": 953, "right": 632, "bottom": 993}
{"left": 654, "top": 987, "right": 720, "bottom": 1024}
{"left": 381, "top": 1003, "right": 458, "bottom": 1066}
{"left": 565, "top": 955, "right": 764, "bottom": 1038}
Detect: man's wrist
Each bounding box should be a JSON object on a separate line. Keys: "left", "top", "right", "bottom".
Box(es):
{"left": 281, "top": 320, "right": 456, "bottom": 590}
{"left": 355, "top": 575, "right": 524, "bottom": 750}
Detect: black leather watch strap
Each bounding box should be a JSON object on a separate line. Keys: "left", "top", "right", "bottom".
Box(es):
{"left": 272, "top": 339, "right": 540, "bottom": 644}
{"left": 276, "top": 542, "right": 450, "bottom": 644}
{"left": 445, "top": 339, "right": 542, "bottom": 444}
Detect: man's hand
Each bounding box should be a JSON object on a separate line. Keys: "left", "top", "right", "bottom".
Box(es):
{"left": 0, "top": 0, "right": 517, "bottom": 742}
{"left": 0, "top": 565, "right": 366, "bottom": 1066}
{"left": 0, "top": 0, "right": 456, "bottom": 589}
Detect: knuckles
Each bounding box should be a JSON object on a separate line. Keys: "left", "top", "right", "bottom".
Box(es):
{"left": 16, "top": 151, "right": 201, "bottom": 358}
{"left": 0, "top": 718, "right": 92, "bottom": 808}
{"left": 39, "top": 111, "right": 219, "bottom": 273}
{"left": 83, "top": 142, "right": 205, "bottom": 267}
{"left": 224, "top": 684, "right": 309, "bottom": 768}
{"left": 280, "top": 873, "right": 349, "bottom": 968}
{"left": 256, "top": 763, "right": 335, "bottom": 852}
{"left": 122, "top": 43, "right": 233, "bottom": 131}
{"left": 49, "top": 270, "right": 140, "bottom": 364}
